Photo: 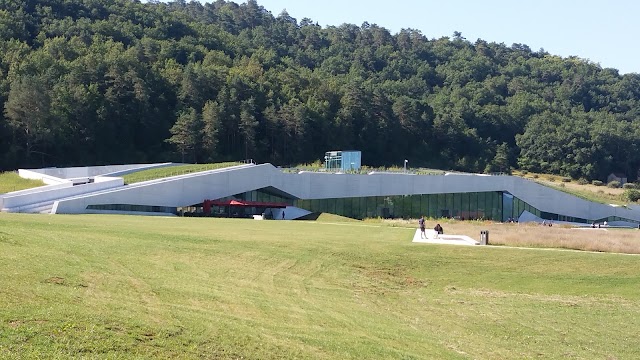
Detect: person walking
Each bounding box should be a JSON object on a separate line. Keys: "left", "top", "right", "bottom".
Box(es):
{"left": 418, "top": 216, "right": 426, "bottom": 239}
{"left": 282, "top": 210, "right": 285, "bottom": 220}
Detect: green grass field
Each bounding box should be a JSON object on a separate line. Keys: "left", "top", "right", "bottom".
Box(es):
{"left": 122, "top": 162, "right": 243, "bottom": 184}
{"left": 0, "top": 172, "right": 45, "bottom": 194}
{"left": 1, "top": 214, "right": 639, "bottom": 359}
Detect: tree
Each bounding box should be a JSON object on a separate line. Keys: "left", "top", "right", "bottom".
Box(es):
{"left": 239, "top": 98, "right": 258, "bottom": 160}
{"left": 201, "top": 100, "right": 222, "bottom": 162}
{"left": 1, "top": 0, "right": 640, "bottom": 177}
{"left": 486, "top": 142, "right": 511, "bottom": 173}
{"left": 4, "top": 75, "right": 52, "bottom": 165}
{"left": 166, "top": 108, "right": 201, "bottom": 162}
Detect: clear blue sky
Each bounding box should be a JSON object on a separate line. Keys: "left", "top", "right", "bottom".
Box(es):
{"left": 223, "top": 0, "right": 638, "bottom": 74}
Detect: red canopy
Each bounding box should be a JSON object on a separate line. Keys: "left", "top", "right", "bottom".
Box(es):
{"left": 206, "top": 199, "right": 288, "bottom": 208}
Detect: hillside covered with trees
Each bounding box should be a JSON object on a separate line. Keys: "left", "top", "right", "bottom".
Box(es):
{"left": 1, "top": 0, "right": 640, "bottom": 181}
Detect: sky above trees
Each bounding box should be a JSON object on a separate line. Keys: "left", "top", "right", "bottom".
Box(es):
{"left": 228, "top": 0, "right": 639, "bottom": 75}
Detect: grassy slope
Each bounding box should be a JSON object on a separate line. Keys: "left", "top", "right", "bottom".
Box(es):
{"left": 122, "top": 162, "right": 242, "bottom": 184}
{"left": 0, "top": 172, "right": 44, "bottom": 194}
{"left": 1, "top": 214, "right": 639, "bottom": 359}
{"left": 512, "top": 170, "right": 629, "bottom": 205}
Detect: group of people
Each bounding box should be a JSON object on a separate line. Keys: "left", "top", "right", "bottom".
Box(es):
{"left": 591, "top": 221, "right": 607, "bottom": 228}
{"left": 418, "top": 216, "right": 443, "bottom": 239}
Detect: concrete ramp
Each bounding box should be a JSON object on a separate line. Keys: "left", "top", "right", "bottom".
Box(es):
{"left": 412, "top": 229, "right": 480, "bottom": 246}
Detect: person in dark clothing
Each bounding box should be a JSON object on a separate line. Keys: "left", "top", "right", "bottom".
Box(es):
{"left": 418, "top": 216, "right": 426, "bottom": 239}
{"left": 434, "top": 223, "right": 444, "bottom": 236}
{"left": 282, "top": 211, "right": 285, "bottom": 220}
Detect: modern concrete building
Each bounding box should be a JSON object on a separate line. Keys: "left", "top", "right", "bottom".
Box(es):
{"left": 2, "top": 162, "right": 640, "bottom": 227}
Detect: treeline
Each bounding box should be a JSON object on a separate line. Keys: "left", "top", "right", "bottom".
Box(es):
{"left": 1, "top": 0, "right": 640, "bottom": 181}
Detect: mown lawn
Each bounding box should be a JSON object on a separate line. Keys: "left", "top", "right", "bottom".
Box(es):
{"left": 1, "top": 214, "right": 639, "bottom": 359}
{"left": 0, "top": 172, "right": 44, "bottom": 194}
{"left": 122, "top": 162, "right": 243, "bottom": 184}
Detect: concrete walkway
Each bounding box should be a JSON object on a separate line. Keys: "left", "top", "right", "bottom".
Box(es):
{"left": 412, "top": 229, "right": 480, "bottom": 246}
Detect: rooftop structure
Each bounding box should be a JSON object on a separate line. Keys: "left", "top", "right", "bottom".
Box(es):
{"left": 324, "top": 150, "right": 361, "bottom": 172}
{"left": 2, "top": 162, "right": 640, "bottom": 227}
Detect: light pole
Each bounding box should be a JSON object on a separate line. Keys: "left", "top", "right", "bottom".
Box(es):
{"left": 404, "top": 159, "right": 408, "bottom": 173}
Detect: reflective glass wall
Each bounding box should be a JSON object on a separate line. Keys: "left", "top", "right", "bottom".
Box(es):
{"left": 294, "top": 191, "right": 503, "bottom": 220}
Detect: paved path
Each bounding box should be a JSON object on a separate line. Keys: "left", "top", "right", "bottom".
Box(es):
{"left": 412, "top": 229, "right": 480, "bottom": 246}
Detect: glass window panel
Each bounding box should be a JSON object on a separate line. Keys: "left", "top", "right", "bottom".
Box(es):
{"left": 459, "top": 193, "right": 468, "bottom": 220}
{"left": 345, "top": 197, "right": 354, "bottom": 218}
{"left": 322, "top": 198, "right": 329, "bottom": 213}
{"left": 453, "top": 193, "right": 462, "bottom": 219}
{"left": 477, "top": 192, "right": 486, "bottom": 220}
{"left": 469, "top": 193, "right": 478, "bottom": 220}
{"left": 491, "top": 192, "right": 501, "bottom": 220}
{"left": 356, "top": 197, "right": 363, "bottom": 219}
{"left": 516, "top": 198, "right": 524, "bottom": 219}
{"left": 391, "top": 196, "right": 403, "bottom": 218}
{"left": 335, "top": 198, "right": 344, "bottom": 217}
{"left": 369, "top": 197, "right": 377, "bottom": 218}
{"left": 437, "top": 194, "right": 446, "bottom": 218}
{"left": 419, "top": 194, "right": 427, "bottom": 218}
{"left": 427, "top": 194, "right": 437, "bottom": 219}
{"left": 411, "top": 195, "right": 421, "bottom": 219}
{"left": 311, "top": 199, "right": 320, "bottom": 213}
{"left": 418, "top": 195, "right": 423, "bottom": 218}
{"left": 368, "top": 197, "right": 378, "bottom": 218}
{"left": 402, "top": 195, "right": 412, "bottom": 219}
{"left": 446, "top": 193, "right": 454, "bottom": 218}
{"left": 324, "top": 198, "right": 332, "bottom": 214}
{"left": 381, "top": 196, "right": 392, "bottom": 218}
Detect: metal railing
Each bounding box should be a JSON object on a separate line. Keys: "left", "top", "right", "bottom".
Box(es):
{"left": 124, "top": 161, "right": 255, "bottom": 184}
{"left": 281, "top": 166, "right": 447, "bottom": 176}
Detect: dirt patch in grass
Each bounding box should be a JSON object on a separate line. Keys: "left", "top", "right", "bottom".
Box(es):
{"left": 44, "top": 276, "right": 66, "bottom": 285}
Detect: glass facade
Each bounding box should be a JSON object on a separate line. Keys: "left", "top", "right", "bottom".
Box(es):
{"left": 243, "top": 189, "right": 294, "bottom": 205}
{"left": 294, "top": 191, "right": 504, "bottom": 220}
{"left": 203, "top": 189, "right": 293, "bottom": 218}
{"left": 593, "top": 216, "right": 640, "bottom": 225}
{"left": 85, "top": 189, "right": 640, "bottom": 225}
{"left": 87, "top": 204, "right": 177, "bottom": 214}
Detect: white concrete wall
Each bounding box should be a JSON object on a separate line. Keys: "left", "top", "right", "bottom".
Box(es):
{"left": 53, "top": 164, "right": 258, "bottom": 214}
{"left": 1, "top": 183, "right": 72, "bottom": 210}
{"left": 20, "top": 163, "right": 179, "bottom": 179}
{"left": 4, "top": 177, "right": 123, "bottom": 212}
{"left": 40, "top": 163, "right": 640, "bottom": 222}
{"left": 18, "top": 169, "right": 70, "bottom": 185}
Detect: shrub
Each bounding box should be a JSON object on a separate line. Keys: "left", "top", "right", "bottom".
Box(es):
{"left": 547, "top": 176, "right": 556, "bottom": 182}
{"left": 624, "top": 189, "right": 640, "bottom": 202}
{"left": 521, "top": 170, "right": 528, "bottom": 175}
{"left": 532, "top": 174, "right": 539, "bottom": 179}
{"left": 607, "top": 180, "right": 621, "bottom": 188}
{"left": 623, "top": 183, "right": 637, "bottom": 189}
{"left": 561, "top": 177, "right": 571, "bottom": 183}
{"left": 592, "top": 180, "right": 604, "bottom": 186}
{"left": 577, "top": 178, "right": 588, "bottom": 185}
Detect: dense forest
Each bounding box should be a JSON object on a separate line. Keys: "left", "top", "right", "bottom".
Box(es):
{"left": 1, "top": 0, "right": 640, "bottom": 181}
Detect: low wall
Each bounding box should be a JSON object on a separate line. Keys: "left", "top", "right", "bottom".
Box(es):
{"left": 0, "top": 183, "right": 73, "bottom": 209}
{"left": 18, "top": 169, "right": 70, "bottom": 185}
{"left": 19, "top": 163, "right": 179, "bottom": 180}
{"left": 2, "top": 177, "right": 124, "bottom": 211}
